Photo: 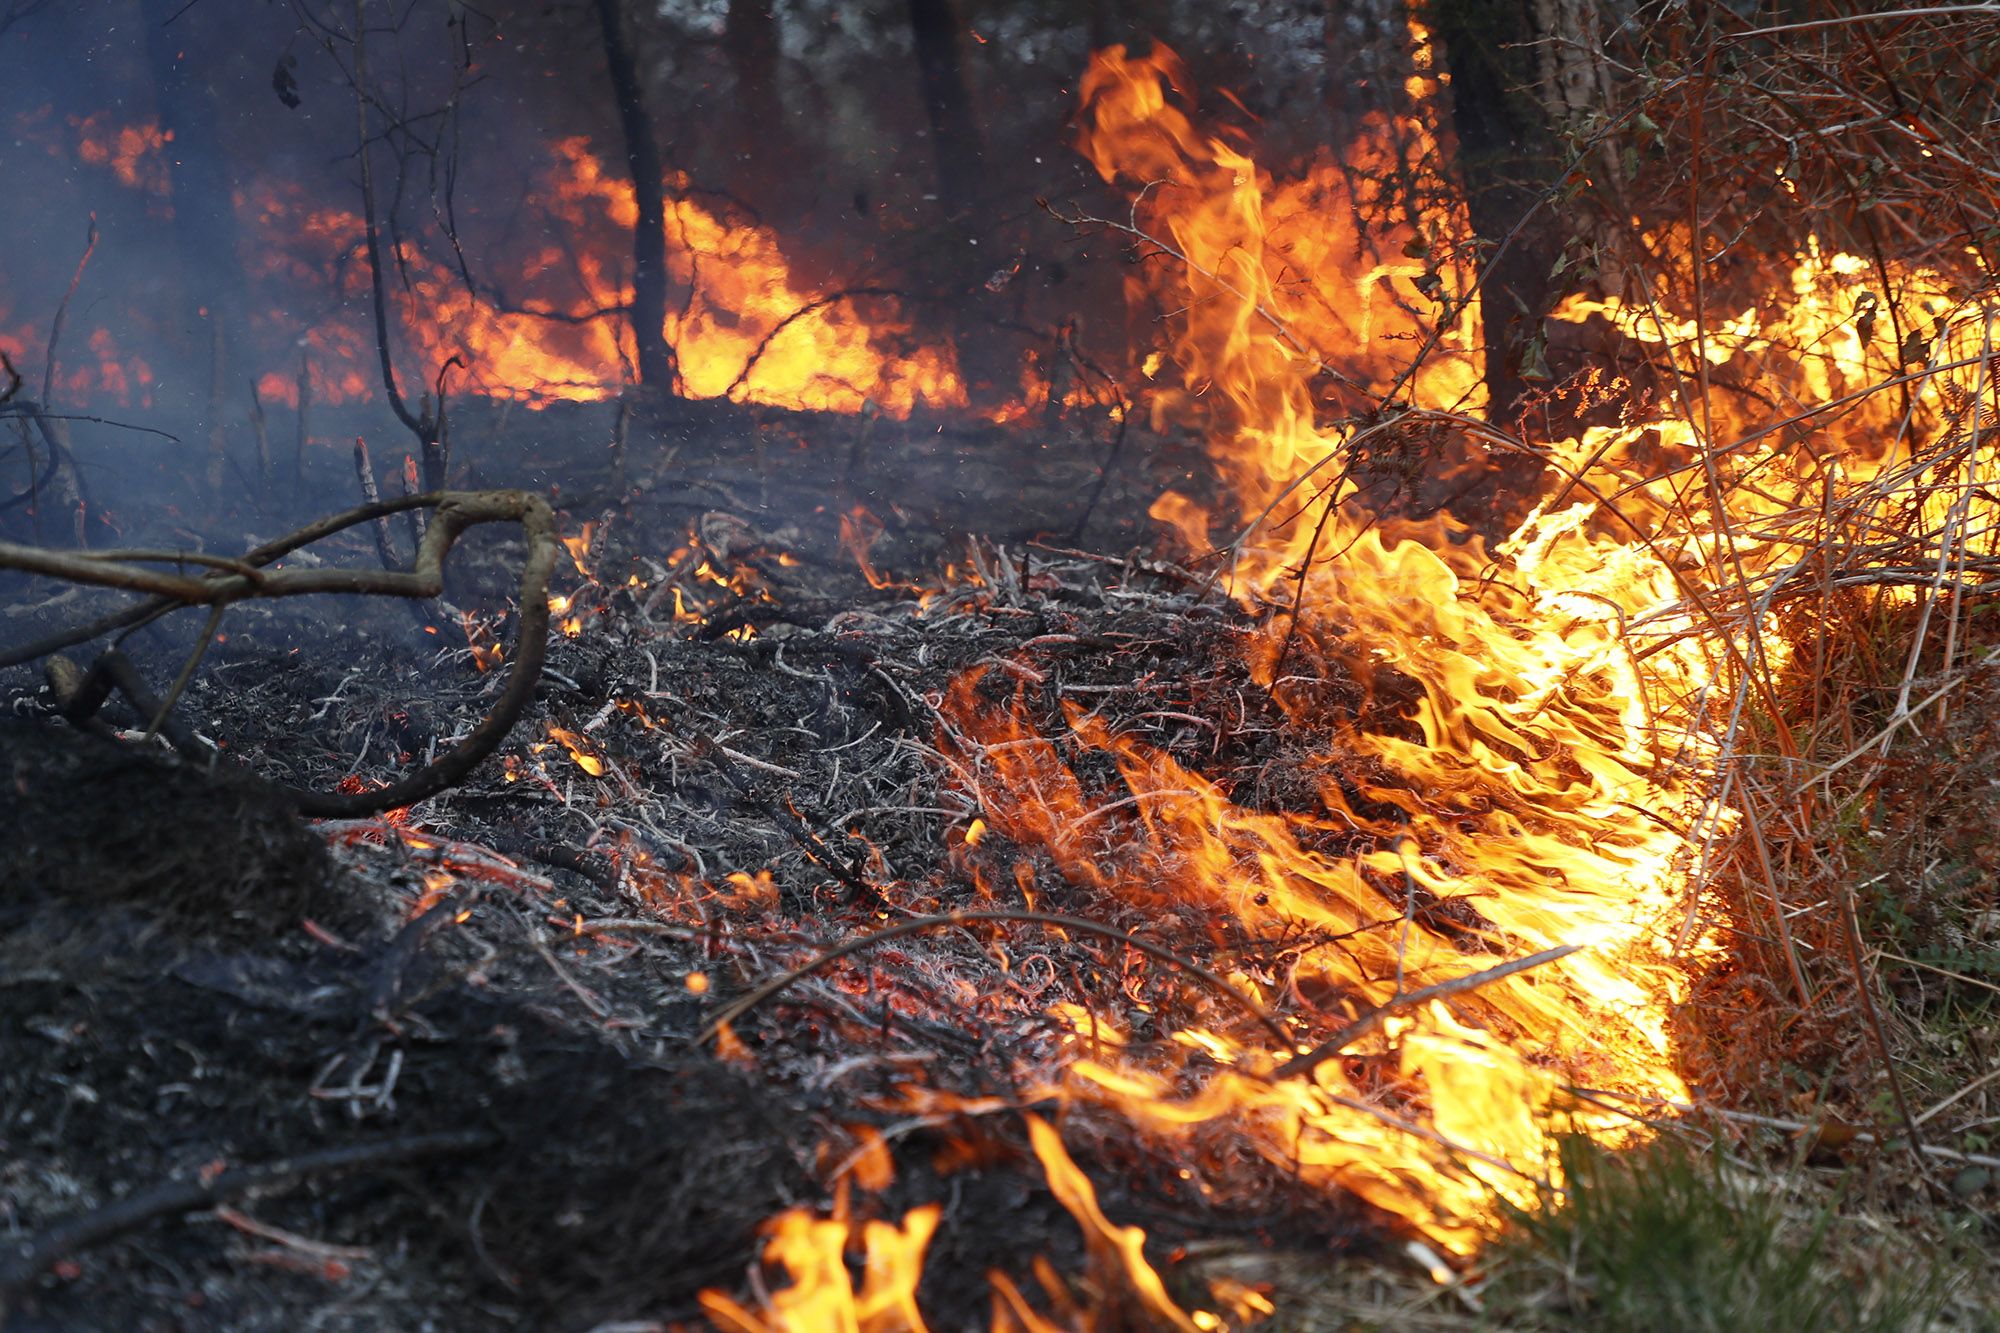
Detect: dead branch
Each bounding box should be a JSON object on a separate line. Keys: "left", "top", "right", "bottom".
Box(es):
{"left": 0, "top": 488, "right": 558, "bottom": 818}
{"left": 350, "top": 436, "right": 399, "bottom": 570}
{"left": 41, "top": 214, "right": 97, "bottom": 407}
{"left": 44, "top": 649, "right": 204, "bottom": 756}
{"left": 0, "top": 1129, "right": 494, "bottom": 1315}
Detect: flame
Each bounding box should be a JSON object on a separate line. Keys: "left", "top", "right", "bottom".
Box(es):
{"left": 839, "top": 507, "right": 899, "bottom": 590}
{"left": 236, "top": 139, "right": 964, "bottom": 413}
{"left": 915, "top": 39, "right": 1756, "bottom": 1258}
{"left": 936, "top": 38, "right": 2000, "bottom": 1270}
{"left": 0, "top": 293, "right": 156, "bottom": 408}
{"left": 76, "top": 114, "right": 172, "bottom": 193}
{"left": 543, "top": 726, "right": 606, "bottom": 778}
{"left": 699, "top": 1205, "right": 941, "bottom": 1333}
{"left": 1018, "top": 1114, "right": 1205, "bottom": 1332}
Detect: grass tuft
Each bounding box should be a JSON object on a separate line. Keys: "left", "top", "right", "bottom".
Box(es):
{"left": 1483, "top": 1135, "right": 1949, "bottom": 1332}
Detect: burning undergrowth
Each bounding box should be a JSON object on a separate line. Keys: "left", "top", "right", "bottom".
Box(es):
{"left": 2, "top": 471, "right": 1414, "bottom": 1327}
{"left": 10, "top": 1, "right": 2000, "bottom": 1325}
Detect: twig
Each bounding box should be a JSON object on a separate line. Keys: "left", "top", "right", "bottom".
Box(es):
{"left": 0, "top": 1130, "right": 494, "bottom": 1312}
{"left": 41, "top": 215, "right": 98, "bottom": 407}
{"left": 1270, "top": 944, "right": 1581, "bottom": 1082}
{"left": 701, "top": 908, "right": 1294, "bottom": 1049}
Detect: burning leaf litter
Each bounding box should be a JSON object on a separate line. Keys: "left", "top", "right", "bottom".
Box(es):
{"left": 8, "top": 7, "right": 2000, "bottom": 1328}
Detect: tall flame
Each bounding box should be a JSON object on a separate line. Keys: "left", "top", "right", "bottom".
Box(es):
{"left": 937, "top": 39, "right": 1743, "bottom": 1254}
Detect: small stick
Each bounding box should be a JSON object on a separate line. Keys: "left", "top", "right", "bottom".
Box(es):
{"left": 1270, "top": 944, "right": 1580, "bottom": 1082}
{"left": 351, "top": 437, "right": 398, "bottom": 571}
{"left": 143, "top": 602, "right": 227, "bottom": 744}
{"left": 294, "top": 352, "right": 312, "bottom": 495}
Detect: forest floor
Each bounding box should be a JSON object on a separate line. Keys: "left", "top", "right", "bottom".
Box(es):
{"left": 1, "top": 394, "right": 1996, "bottom": 1330}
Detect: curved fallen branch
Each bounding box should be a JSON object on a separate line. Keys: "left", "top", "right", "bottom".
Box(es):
{"left": 0, "top": 489, "right": 558, "bottom": 818}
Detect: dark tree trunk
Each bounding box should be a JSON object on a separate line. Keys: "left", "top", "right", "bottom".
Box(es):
{"left": 725, "top": 2, "right": 784, "bottom": 159}
{"left": 143, "top": 0, "right": 253, "bottom": 490}
{"left": 1425, "top": 0, "right": 1564, "bottom": 424}
{"left": 906, "top": 0, "right": 982, "bottom": 227}
{"left": 906, "top": 0, "right": 1008, "bottom": 404}
{"left": 594, "top": 0, "right": 676, "bottom": 392}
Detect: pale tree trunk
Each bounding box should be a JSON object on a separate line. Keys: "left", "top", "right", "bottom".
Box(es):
{"left": 1532, "top": 0, "right": 1626, "bottom": 237}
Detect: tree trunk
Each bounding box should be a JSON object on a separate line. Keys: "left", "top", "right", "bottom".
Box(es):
{"left": 1424, "top": 0, "right": 1565, "bottom": 423}
{"left": 906, "top": 0, "right": 1007, "bottom": 405}
{"left": 594, "top": 0, "right": 676, "bottom": 392}
{"left": 906, "top": 0, "right": 982, "bottom": 229}
{"left": 725, "top": 2, "right": 784, "bottom": 160}
{"left": 143, "top": 0, "right": 253, "bottom": 492}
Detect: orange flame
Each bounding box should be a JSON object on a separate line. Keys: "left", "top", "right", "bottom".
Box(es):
{"left": 238, "top": 139, "right": 965, "bottom": 414}
{"left": 71, "top": 113, "right": 172, "bottom": 195}
{"left": 699, "top": 1205, "right": 941, "bottom": 1333}
{"left": 1019, "top": 1114, "right": 1205, "bottom": 1332}
{"left": 921, "top": 39, "right": 1745, "bottom": 1258}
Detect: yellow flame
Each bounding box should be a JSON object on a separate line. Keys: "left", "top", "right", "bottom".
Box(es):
{"left": 699, "top": 1205, "right": 941, "bottom": 1333}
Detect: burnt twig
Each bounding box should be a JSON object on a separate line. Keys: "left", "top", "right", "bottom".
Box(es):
{"left": 701, "top": 908, "right": 1294, "bottom": 1049}
{"left": 351, "top": 437, "right": 399, "bottom": 570}
{"left": 0, "top": 1129, "right": 494, "bottom": 1315}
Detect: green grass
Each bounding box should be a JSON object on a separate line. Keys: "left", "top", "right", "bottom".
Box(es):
{"left": 1481, "top": 1135, "right": 1951, "bottom": 1332}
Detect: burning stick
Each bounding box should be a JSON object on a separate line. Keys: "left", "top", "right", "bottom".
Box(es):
{"left": 400, "top": 453, "right": 428, "bottom": 550}
{"left": 40, "top": 215, "right": 98, "bottom": 408}
{"left": 1269, "top": 943, "right": 1582, "bottom": 1082}
{"left": 699, "top": 908, "right": 1293, "bottom": 1049}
